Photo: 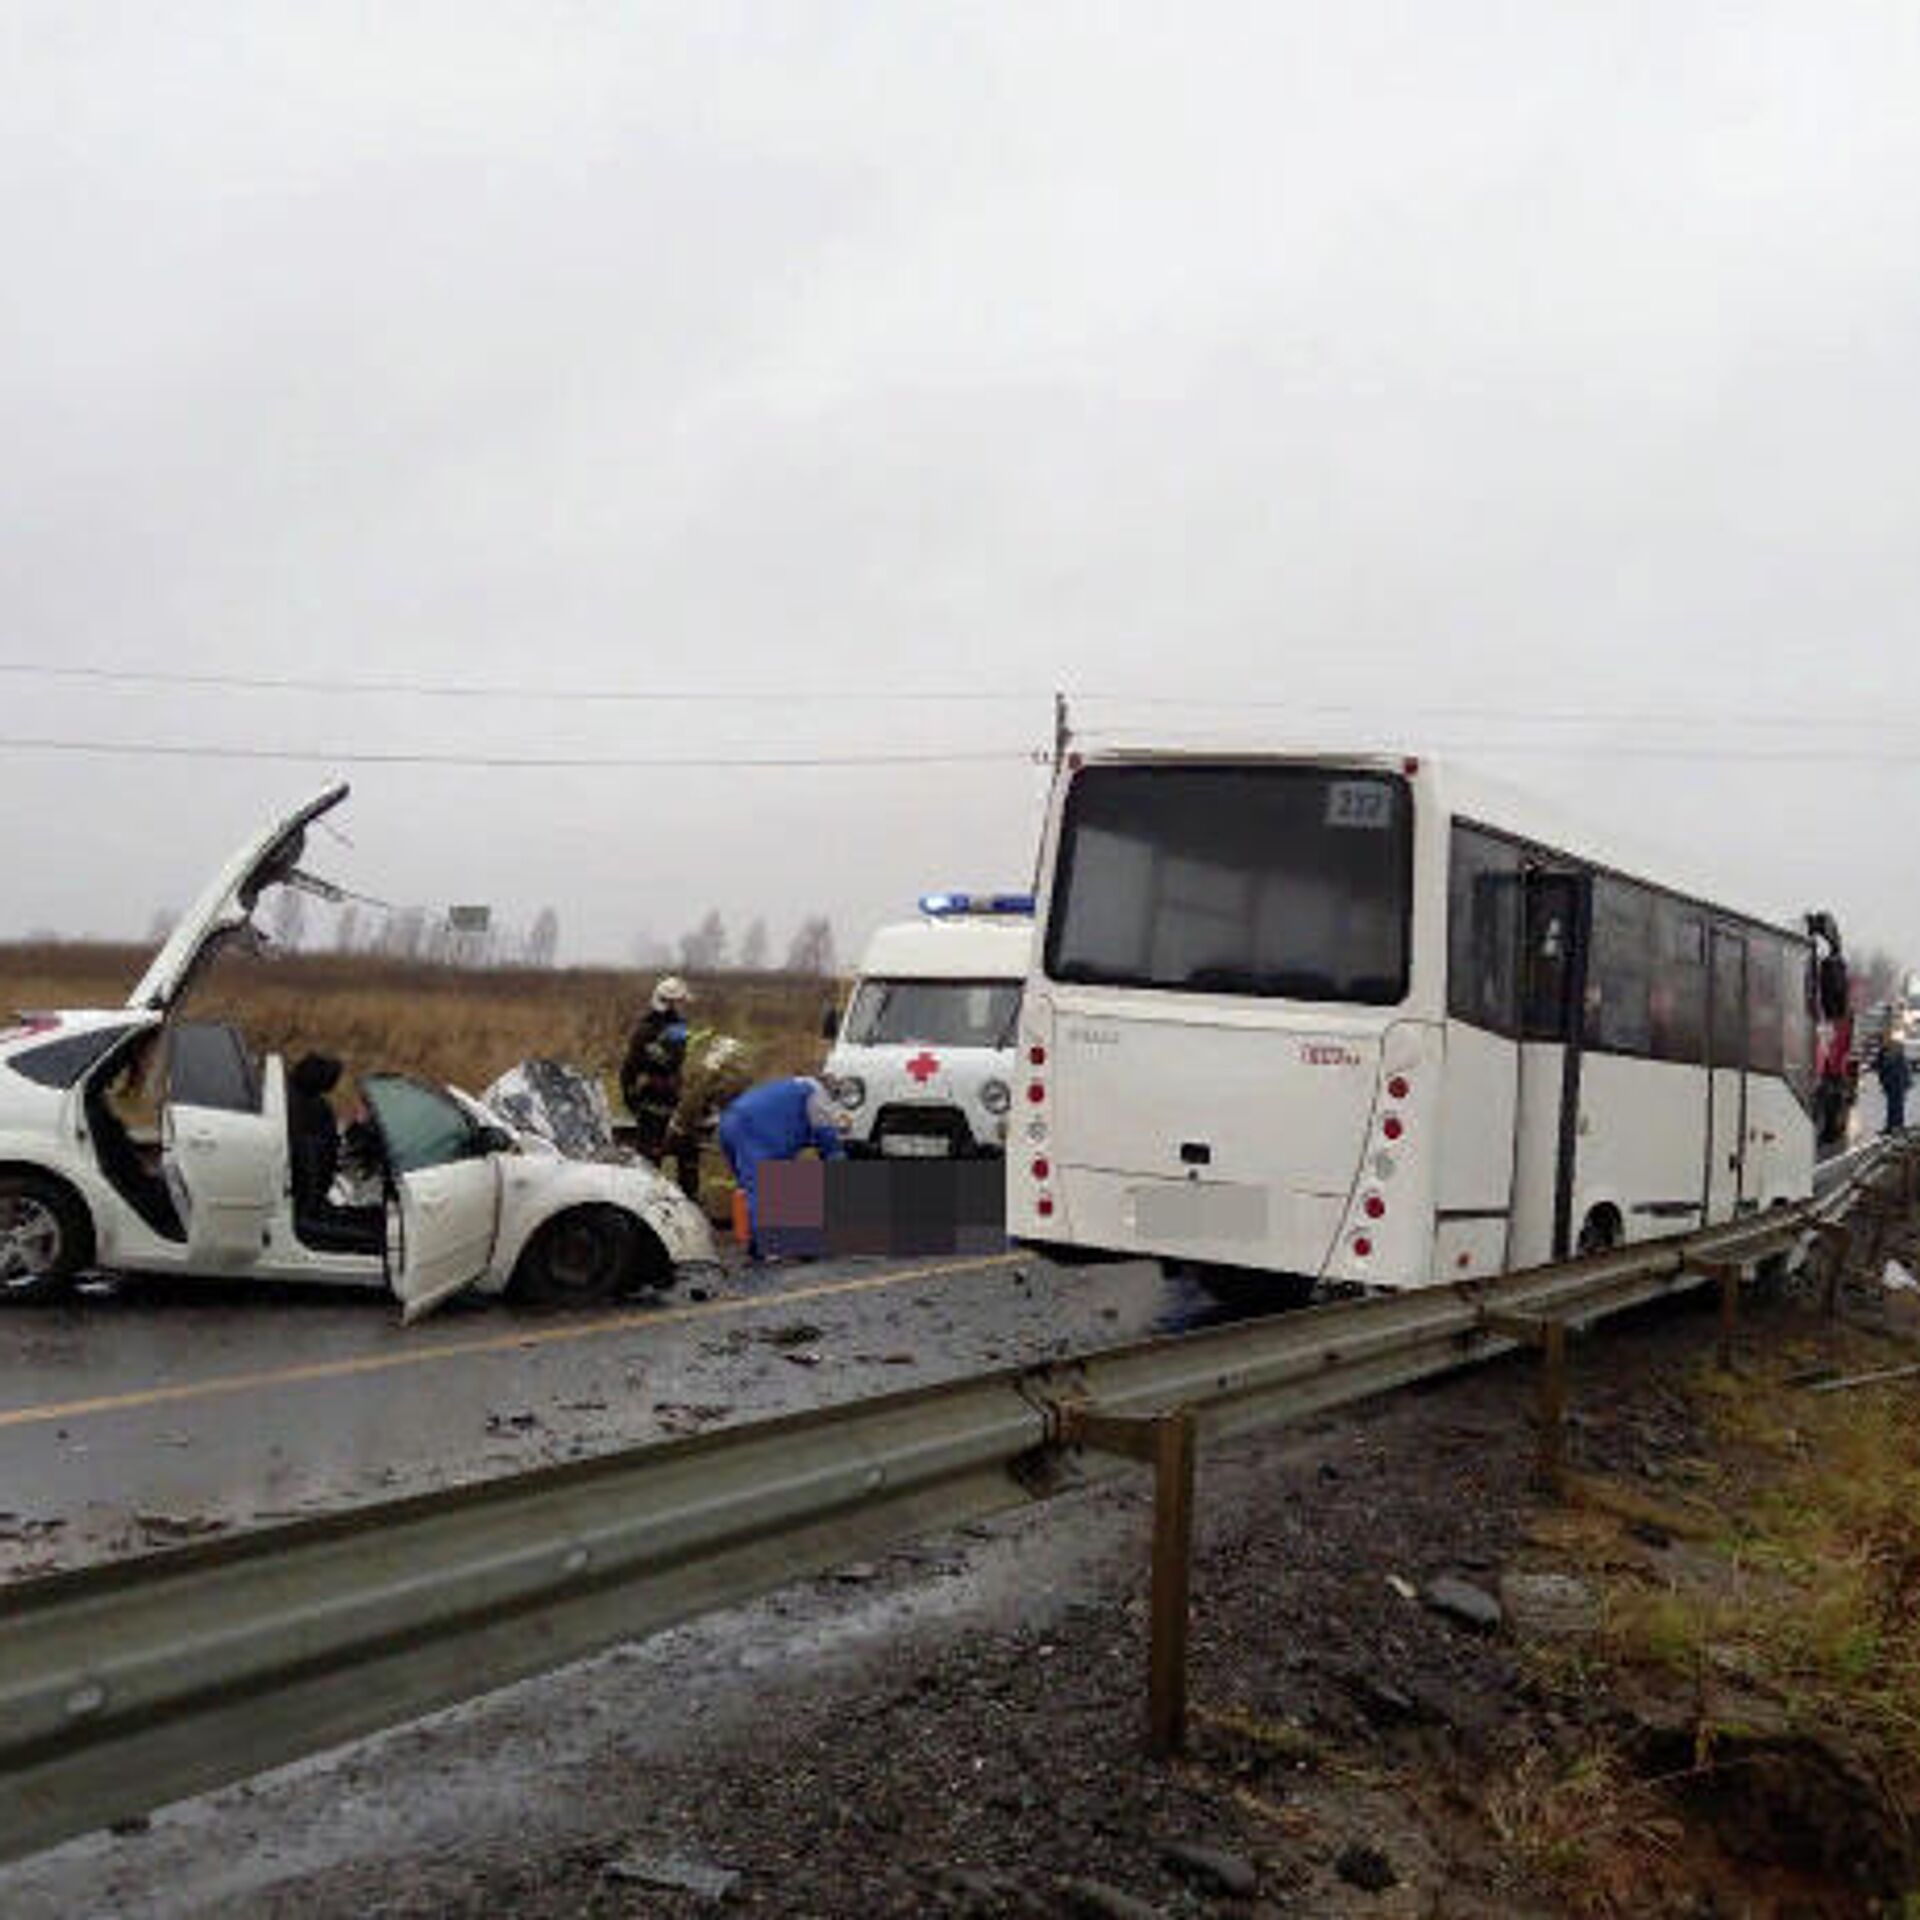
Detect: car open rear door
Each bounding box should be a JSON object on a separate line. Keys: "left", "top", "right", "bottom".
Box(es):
{"left": 390, "top": 1158, "right": 501, "bottom": 1323}
{"left": 159, "top": 1022, "right": 278, "bottom": 1272}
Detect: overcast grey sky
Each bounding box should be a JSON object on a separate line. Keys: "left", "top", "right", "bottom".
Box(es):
{"left": 3, "top": 3, "right": 1917, "bottom": 965}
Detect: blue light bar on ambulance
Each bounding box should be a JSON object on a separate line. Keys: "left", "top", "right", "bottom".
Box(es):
{"left": 919, "top": 891, "right": 1035, "bottom": 919}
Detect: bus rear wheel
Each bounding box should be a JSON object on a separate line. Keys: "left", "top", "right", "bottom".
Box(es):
{"left": 1182, "top": 1262, "right": 1318, "bottom": 1312}
{"left": 1575, "top": 1206, "right": 1622, "bottom": 1260}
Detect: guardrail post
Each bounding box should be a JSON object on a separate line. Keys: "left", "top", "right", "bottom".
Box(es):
{"left": 1479, "top": 1308, "right": 1566, "bottom": 1496}
{"left": 1813, "top": 1221, "right": 1852, "bottom": 1319}
{"left": 1539, "top": 1319, "right": 1568, "bottom": 1491}
{"left": 1055, "top": 1402, "right": 1196, "bottom": 1758}
{"left": 1147, "top": 1409, "right": 1196, "bottom": 1759}
{"left": 1694, "top": 1260, "right": 1743, "bottom": 1371}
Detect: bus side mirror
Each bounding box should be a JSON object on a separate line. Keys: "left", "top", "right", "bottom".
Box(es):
{"left": 820, "top": 1004, "right": 840, "bottom": 1042}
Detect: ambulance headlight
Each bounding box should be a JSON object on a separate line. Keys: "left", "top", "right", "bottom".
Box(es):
{"left": 980, "top": 1078, "right": 1011, "bottom": 1115}
{"left": 833, "top": 1075, "right": 867, "bottom": 1111}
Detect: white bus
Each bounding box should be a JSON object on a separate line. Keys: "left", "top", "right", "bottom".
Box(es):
{"left": 1008, "top": 750, "right": 1817, "bottom": 1302}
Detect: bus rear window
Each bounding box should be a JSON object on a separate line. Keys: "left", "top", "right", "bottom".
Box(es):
{"left": 1044, "top": 766, "right": 1412, "bottom": 1003}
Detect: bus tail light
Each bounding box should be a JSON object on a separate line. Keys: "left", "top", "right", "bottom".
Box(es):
{"left": 1027, "top": 1081, "right": 1046, "bottom": 1105}
{"left": 1382, "top": 1115, "right": 1404, "bottom": 1142}
{"left": 1028, "top": 1043, "right": 1047, "bottom": 1067}
{"left": 1363, "top": 1193, "right": 1385, "bottom": 1220}
{"left": 1351, "top": 1235, "right": 1372, "bottom": 1259}
{"left": 1387, "top": 1075, "right": 1410, "bottom": 1101}
{"left": 1037, "top": 1195, "right": 1055, "bottom": 1218}
{"left": 1031, "top": 1157, "right": 1050, "bottom": 1182}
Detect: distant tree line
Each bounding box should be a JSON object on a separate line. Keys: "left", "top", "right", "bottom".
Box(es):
{"left": 650, "top": 909, "right": 837, "bottom": 978}
{"left": 145, "top": 895, "right": 841, "bottom": 977}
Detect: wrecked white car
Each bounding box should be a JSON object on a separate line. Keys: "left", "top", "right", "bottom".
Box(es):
{"left": 0, "top": 783, "right": 721, "bottom": 1318}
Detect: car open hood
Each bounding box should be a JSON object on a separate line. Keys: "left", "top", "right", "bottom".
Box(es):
{"left": 126, "top": 782, "right": 351, "bottom": 1013}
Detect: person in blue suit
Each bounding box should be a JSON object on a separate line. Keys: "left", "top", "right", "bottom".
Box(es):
{"left": 717, "top": 1076, "right": 845, "bottom": 1257}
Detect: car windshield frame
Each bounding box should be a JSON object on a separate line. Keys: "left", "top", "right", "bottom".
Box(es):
{"left": 841, "top": 978, "right": 1023, "bottom": 1049}
{"left": 1043, "top": 763, "right": 1414, "bottom": 1005}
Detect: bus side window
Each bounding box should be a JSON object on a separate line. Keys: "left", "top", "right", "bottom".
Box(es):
{"left": 1747, "top": 940, "right": 1783, "bottom": 1075}
{"left": 1447, "top": 825, "right": 1523, "bottom": 1034}
{"left": 1587, "top": 877, "right": 1654, "bottom": 1056}
{"left": 1649, "top": 904, "right": 1707, "bottom": 1064}
{"left": 1522, "top": 875, "right": 1581, "bottom": 1041}
{"left": 1781, "top": 936, "right": 1814, "bottom": 1104}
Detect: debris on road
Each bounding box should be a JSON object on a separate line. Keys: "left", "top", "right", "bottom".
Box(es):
{"left": 1421, "top": 1573, "right": 1502, "bottom": 1631}
{"left": 759, "top": 1321, "right": 825, "bottom": 1349}
{"left": 1158, "top": 1838, "right": 1258, "bottom": 1896}
{"left": 132, "top": 1512, "right": 226, "bottom": 1541}
{"left": 1496, "top": 1569, "right": 1597, "bottom": 1639}
{"left": 602, "top": 1847, "right": 739, "bottom": 1900}
{"left": 1059, "top": 1877, "right": 1168, "bottom": 1920}
{"left": 483, "top": 1410, "right": 544, "bottom": 1435}
{"left": 655, "top": 1402, "right": 734, "bottom": 1434}
{"left": 1335, "top": 1842, "right": 1398, "bottom": 1892}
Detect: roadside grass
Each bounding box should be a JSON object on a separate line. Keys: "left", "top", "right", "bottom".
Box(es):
{"left": 0, "top": 942, "right": 837, "bottom": 1098}
{"left": 1487, "top": 1321, "right": 1920, "bottom": 1912}
{"left": 1596, "top": 1347, "right": 1920, "bottom": 1783}
{"left": 1485, "top": 1742, "right": 1683, "bottom": 1915}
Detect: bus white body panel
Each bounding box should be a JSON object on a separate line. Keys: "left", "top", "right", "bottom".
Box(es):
{"left": 1013, "top": 750, "right": 1816, "bottom": 1293}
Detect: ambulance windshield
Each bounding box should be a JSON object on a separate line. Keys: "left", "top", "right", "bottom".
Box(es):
{"left": 842, "top": 980, "right": 1021, "bottom": 1049}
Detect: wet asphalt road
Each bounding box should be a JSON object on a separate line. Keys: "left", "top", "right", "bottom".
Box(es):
{"left": 0, "top": 1245, "right": 1219, "bottom": 1582}
{"left": 2, "top": 1082, "right": 1890, "bottom": 1585}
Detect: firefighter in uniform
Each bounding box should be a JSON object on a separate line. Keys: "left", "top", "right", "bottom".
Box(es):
{"left": 620, "top": 977, "right": 693, "bottom": 1168}
{"left": 665, "top": 1030, "right": 756, "bottom": 1201}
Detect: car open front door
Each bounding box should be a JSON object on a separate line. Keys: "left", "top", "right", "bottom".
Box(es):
{"left": 391, "top": 1158, "right": 501, "bottom": 1323}
{"left": 361, "top": 1075, "right": 502, "bottom": 1323}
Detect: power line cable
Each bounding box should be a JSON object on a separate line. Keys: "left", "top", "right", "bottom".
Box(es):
{"left": 1068, "top": 726, "right": 1915, "bottom": 766}
{"left": 0, "top": 735, "right": 1040, "bottom": 771}
{"left": 0, "top": 660, "right": 1050, "bottom": 704}
{"left": 1074, "top": 691, "right": 1882, "bottom": 733}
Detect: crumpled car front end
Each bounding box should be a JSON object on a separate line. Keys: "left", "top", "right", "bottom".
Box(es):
{"left": 483, "top": 1058, "right": 624, "bottom": 1161}
{"left": 481, "top": 1059, "right": 724, "bottom": 1289}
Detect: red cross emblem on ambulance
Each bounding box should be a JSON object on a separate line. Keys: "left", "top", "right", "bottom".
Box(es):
{"left": 906, "top": 1050, "right": 941, "bottom": 1085}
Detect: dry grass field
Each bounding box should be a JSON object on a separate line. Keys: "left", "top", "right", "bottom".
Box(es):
{"left": 0, "top": 943, "right": 838, "bottom": 1106}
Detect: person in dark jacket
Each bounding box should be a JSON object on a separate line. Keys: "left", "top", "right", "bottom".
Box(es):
{"left": 716, "top": 1076, "right": 844, "bottom": 1258}
{"left": 287, "top": 1053, "right": 383, "bottom": 1252}
{"left": 1875, "top": 1023, "right": 1912, "bottom": 1133}
{"left": 620, "top": 977, "right": 693, "bottom": 1167}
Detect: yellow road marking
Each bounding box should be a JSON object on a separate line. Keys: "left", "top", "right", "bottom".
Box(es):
{"left": 0, "top": 1251, "right": 1025, "bottom": 1432}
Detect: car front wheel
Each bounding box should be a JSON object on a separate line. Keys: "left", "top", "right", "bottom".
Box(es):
{"left": 0, "top": 1174, "right": 92, "bottom": 1304}
{"left": 512, "top": 1207, "right": 641, "bottom": 1308}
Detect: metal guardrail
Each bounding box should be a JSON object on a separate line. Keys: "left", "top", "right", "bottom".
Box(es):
{"left": 0, "top": 1139, "right": 1908, "bottom": 1864}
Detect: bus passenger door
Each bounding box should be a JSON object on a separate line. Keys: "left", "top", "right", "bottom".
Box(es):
{"left": 1706, "top": 929, "right": 1748, "bottom": 1221}
{"left": 1509, "top": 870, "right": 1589, "bottom": 1268}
